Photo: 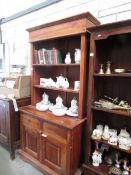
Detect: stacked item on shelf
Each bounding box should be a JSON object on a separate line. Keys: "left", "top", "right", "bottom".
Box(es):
{"left": 35, "top": 47, "right": 62, "bottom": 64}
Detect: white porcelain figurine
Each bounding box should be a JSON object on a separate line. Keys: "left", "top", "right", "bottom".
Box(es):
{"left": 102, "top": 125, "right": 110, "bottom": 140}
{"left": 92, "top": 150, "right": 102, "bottom": 167}
{"left": 36, "top": 92, "right": 51, "bottom": 111}
{"left": 74, "top": 49, "right": 81, "bottom": 64}
{"left": 51, "top": 96, "right": 67, "bottom": 116}
{"left": 65, "top": 52, "right": 71, "bottom": 64}
{"left": 66, "top": 97, "right": 78, "bottom": 117}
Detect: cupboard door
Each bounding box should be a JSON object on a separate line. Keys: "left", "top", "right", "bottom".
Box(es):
{"left": 40, "top": 134, "right": 69, "bottom": 175}
{"left": 0, "top": 100, "right": 9, "bottom": 143}
{"left": 21, "top": 125, "right": 40, "bottom": 160}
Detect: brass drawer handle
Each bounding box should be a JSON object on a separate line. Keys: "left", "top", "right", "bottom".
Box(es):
{"left": 41, "top": 133, "right": 47, "bottom": 138}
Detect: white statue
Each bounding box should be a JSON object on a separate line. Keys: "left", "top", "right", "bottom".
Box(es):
{"left": 102, "top": 125, "right": 110, "bottom": 140}
{"left": 74, "top": 49, "right": 81, "bottom": 64}
{"left": 91, "top": 129, "right": 102, "bottom": 140}
{"left": 55, "top": 96, "right": 64, "bottom": 109}
{"left": 51, "top": 96, "right": 67, "bottom": 116}
{"left": 69, "top": 98, "right": 78, "bottom": 114}
{"left": 36, "top": 92, "right": 51, "bottom": 111}
{"left": 92, "top": 150, "right": 102, "bottom": 167}
{"left": 96, "top": 125, "right": 103, "bottom": 136}
{"left": 63, "top": 78, "right": 69, "bottom": 89}
{"left": 42, "top": 92, "right": 50, "bottom": 105}
{"left": 65, "top": 52, "right": 71, "bottom": 64}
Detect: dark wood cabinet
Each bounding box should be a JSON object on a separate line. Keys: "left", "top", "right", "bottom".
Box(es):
{"left": 0, "top": 97, "right": 30, "bottom": 159}
{"left": 84, "top": 20, "right": 131, "bottom": 174}
{"left": 19, "top": 13, "right": 99, "bottom": 175}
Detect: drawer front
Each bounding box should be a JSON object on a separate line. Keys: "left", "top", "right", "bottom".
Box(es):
{"left": 21, "top": 114, "right": 40, "bottom": 130}
{"left": 43, "top": 122, "right": 68, "bottom": 142}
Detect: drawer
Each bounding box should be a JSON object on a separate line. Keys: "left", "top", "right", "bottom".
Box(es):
{"left": 43, "top": 122, "right": 68, "bottom": 141}
{"left": 21, "top": 114, "right": 40, "bottom": 130}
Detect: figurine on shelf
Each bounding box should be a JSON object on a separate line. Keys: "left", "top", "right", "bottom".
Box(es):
{"left": 91, "top": 129, "right": 102, "bottom": 140}
{"left": 55, "top": 75, "right": 70, "bottom": 89}
{"left": 108, "top": 129, "right": 118, "bottom": 145}
{"left": 92, "top": 142, "right": 102, "bottom": 167}
{"left": 65, "top": 52, "right": 71, "bottom": 64}
{"left": 96, "top": 124, "right": 103, "bottom": 136}
{"left": 63, "top": 78, "right": 69, "bottom": 89}
{"left": 66, "top": 97, "right": 78, "bottom": 117}
{"left": 109, "top": 153, "right": 122, "bottom": 175}
{"left": 56, "top": 74, "right": 65, "bottom": 88}
{"left": 99, "top": 64, "right": 104, "bottom": 74}
{"left": 55, "top": 96, "right": 64, "bottom": 109}
{"left": 50, "top": 96, "right": 67, "bottom": 116}
{"left": 92, "top": 149, "right": 102, "bottom": 167}
{"left": 42, "top": 92, "right": 50, "bottom": 105}
{"left": 105, "top": 61, "right": 111, "bottom": 74}
{"left": 122, "top": 159, "right": 129, "bottom": 175}
{"left": 74, "top": 48, "right": 81, "bottom": 63}
{"left": 102, "top": 125, "right": 110, "bottom": 140}
{"left": 36, "top": 92, "right": 51, "bottom": 111}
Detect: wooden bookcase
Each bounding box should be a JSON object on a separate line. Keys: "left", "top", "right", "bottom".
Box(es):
{"left": 84, "top": 20, "right": 131, "bottom": 174}
{"left": 19, "top": 13, "right": 100, "bottom": 175}
{"left": 29, "top": 13, "right": 100, "bottom": 119}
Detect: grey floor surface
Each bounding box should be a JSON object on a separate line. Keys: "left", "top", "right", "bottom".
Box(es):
{"left": 0, "top": 145, "right": 43, "bottom": 175}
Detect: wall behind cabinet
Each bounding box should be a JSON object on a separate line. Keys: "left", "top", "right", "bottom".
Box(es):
{"left": 1, "top": 0, "right": 131, "bottom": 76}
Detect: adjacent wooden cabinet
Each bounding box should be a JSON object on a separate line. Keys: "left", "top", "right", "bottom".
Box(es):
{"left": 20, "top": 13, "right": 100, "bottom": 175}
{"left": 84, "top": 20, "right": 131, "bottom": 174}
{"left": 0, "top": 97, "right": 30, "bottom": 159}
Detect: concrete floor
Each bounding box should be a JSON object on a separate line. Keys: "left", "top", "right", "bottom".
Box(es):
{"left": 0, "top": 145, "right": 43, "bottom": 175}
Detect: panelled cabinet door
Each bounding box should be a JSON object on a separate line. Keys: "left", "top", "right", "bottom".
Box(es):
{"left": 40, "top": 134, "right": 69, "bottom": 175}
{"left": 21, "top": 125, "right": 40, "bottom": 160}
{"left": 0, "top": 100, "right": 9, "bottom": 143}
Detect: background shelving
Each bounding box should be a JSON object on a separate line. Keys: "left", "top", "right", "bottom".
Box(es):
{"left": 85, "top": 20, "right": 131, "bottom": 174}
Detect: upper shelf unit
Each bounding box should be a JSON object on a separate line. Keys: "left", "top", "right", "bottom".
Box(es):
{"left": 27, "top": 12, "right": 100, "bottom": 119}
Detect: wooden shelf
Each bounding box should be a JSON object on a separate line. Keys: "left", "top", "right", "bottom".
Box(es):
{"left": 82, "top": 163, "right": 109, "bottom": 175}
{"left": 92, "top": 106, "right": 130, "bottom": 117}
{"left": 94, "top": 73, "right": 131, "bottom": 77}
{"left": 91, "top": 138, "right": 131, "bottom": 154}
{"left": 33, "top": 63, "right": 80, "bottom": 67}
{"left": 34, "top": 85, "right": 79, "bottom": 94}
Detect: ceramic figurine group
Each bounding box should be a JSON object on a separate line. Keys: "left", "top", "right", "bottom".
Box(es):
{"left": 94, "top": 95, "right": 131, "bottom": 110}
{"left": 99, "top": 61, "right": 111, "bottom": 74}
{"left": 40, "top": 74, "right": 69, "bottom": 89}
{"left": 108, "top": 153, "right": 131, "bottom": 175}
{"left": 36, "top": 92, "right": 78, "bottom": 117}
{"left": 64, "top": 49, "right": 81, "bottom": 64}
{"left": 91, "top": 125, "right": 131, "bottom": 150}
{"left": 91, "top": 142, "right": 131, "bottom": 175}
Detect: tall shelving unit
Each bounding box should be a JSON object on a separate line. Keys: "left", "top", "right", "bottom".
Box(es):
{"left": 19, "top": 13, "right": 100, "bottom": 175}
{"left": 84, "top": 20, "right": 131, "bottom": 174}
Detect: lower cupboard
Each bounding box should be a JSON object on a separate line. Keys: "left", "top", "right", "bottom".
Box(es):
{"left": 19, "top": 105, "right": 85, "bottom": 175}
